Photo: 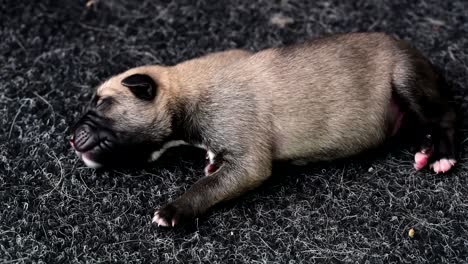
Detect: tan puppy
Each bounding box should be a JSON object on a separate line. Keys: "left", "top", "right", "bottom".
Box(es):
{"left": 70, "top": 33, "right": 457, "bottom": 227}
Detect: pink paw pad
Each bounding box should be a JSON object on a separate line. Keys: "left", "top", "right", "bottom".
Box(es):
{"left": 414, "top": 151, "right": 430, "bottom": 170}
{"left": 431, "top": 159, "right": 456, "bottom": 174}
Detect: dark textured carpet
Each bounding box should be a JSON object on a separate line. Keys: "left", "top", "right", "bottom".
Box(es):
{"left": 1, "top": 0, "right": 468, "bottom": 263}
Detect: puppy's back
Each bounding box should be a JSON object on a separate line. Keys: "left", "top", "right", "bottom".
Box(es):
{"left": 220, "top": 33, "right": 405, "bottom": 161}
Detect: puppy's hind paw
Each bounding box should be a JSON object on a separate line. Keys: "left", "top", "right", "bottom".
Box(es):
{"left": 430, "top": 158, "right": 456, "bottom": 174}
{"left": 414, "top": 151, "right": 430, "bottom": 171}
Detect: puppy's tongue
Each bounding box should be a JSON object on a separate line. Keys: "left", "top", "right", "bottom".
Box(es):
{"left": 70, "top": 136, "right": 102, "bottom": 169}
{"left": 69, "top": 137, "right": 75, "bottom": 149}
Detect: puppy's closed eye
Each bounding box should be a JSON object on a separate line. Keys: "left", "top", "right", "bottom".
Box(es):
{"left": 96, "top": 97, "right": 114, "bottom": 111}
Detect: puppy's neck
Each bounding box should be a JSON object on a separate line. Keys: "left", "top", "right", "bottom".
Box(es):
{"left": 164, "top": 50, "right": 253, "bottom": 144}
{"left": 168, "top": 49, "right": 253, "bottom": 102}
{"left": 164, "top": 64, "right": 209, "bottom": 144}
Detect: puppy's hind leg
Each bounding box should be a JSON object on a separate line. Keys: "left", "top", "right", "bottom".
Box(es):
{"left": 411, "top": 109, "right": 457, "bottom": 174}
{"left": 392, "top": 50, "right": 457, "bottom": 173}
{"left": 429, "top": 108, "right": 457, "bottom": 173}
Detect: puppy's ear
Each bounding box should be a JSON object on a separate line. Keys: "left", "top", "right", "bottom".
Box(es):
{"left": 121, "top": 74, "right": 157, "bottom": 101}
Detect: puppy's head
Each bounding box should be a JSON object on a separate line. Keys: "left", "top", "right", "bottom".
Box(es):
{"left": 70, "top": 67, "right": 175, "bottom": 168}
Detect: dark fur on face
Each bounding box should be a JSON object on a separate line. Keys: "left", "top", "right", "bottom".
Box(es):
{"left": 70, "top": 33, "right": 457, "bottom": 227}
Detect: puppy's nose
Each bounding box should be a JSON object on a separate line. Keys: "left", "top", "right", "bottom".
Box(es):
{"left": 73, "top": 124, "right": 99, "bottom": 152}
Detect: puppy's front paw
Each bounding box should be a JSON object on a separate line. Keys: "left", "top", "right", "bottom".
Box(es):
{"left": 152, "top": 203, "right": 194, "bottom": 227}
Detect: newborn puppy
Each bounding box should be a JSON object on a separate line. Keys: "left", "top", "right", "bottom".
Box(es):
{"left": 70, "top": 33, "right": 457, "bottom": 227}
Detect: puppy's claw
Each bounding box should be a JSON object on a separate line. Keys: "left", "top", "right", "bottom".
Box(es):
{"left": 152, "top": 203, "right": 194, "bottom": 228}
{"left": 152, "top": 211, "right": 170, "bottom": 227}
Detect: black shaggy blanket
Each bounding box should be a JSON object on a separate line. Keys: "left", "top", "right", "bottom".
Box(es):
{"left": 1, "top": 0, "right": 468, "bottom": 263}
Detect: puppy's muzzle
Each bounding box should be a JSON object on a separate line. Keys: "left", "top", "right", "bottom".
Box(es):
{"left": 70, "top": 111, "right": 116, "bottom": 168}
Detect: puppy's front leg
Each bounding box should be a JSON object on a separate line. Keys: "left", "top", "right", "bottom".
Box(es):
{"left": 152, "top": 150, "right": 272, "bottom": 227}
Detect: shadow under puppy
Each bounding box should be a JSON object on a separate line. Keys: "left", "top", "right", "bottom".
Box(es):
{"left": 70, "top": 32, "right": 457, "bottom": 227}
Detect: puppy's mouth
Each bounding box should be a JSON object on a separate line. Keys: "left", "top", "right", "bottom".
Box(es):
{"left": 69, "top": 123, "right": 116, "bottom": 169}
